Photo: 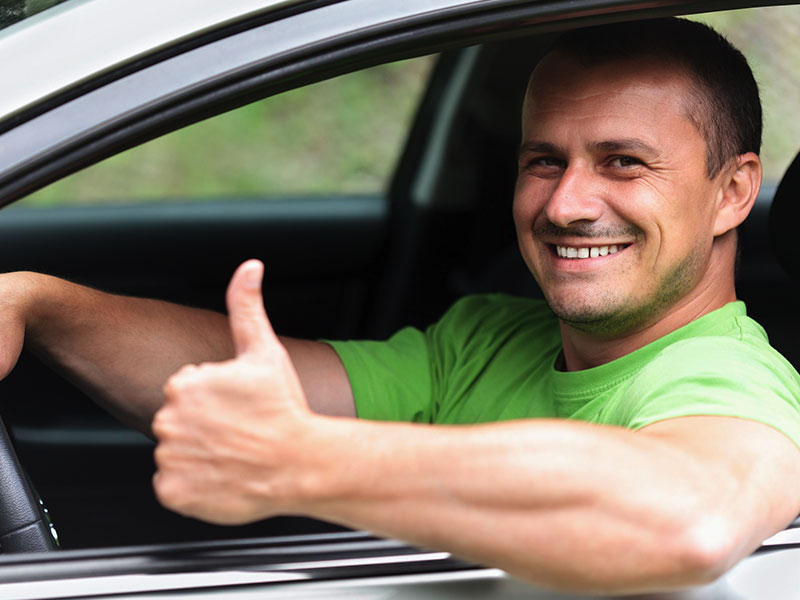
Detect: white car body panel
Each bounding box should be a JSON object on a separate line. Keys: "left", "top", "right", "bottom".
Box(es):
{"left": 0, "top": 0, "right": 298, "bottom": 120}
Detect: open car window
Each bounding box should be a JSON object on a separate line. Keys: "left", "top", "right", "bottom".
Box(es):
{"left": 15, "top": 56, "right": 435, "bottom": 208}
{"left": 0, "top": 0, "right": 68, "bottom": 31}
{"left": 11, "top": 6, "right": 800, "bottom": 210}
{"left": 692, "top": 6, "right": 800, "bottom": 183}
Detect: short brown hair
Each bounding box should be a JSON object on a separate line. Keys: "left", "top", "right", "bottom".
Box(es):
{"left": 549, "top": 18, "right": 762, "bottom": 178}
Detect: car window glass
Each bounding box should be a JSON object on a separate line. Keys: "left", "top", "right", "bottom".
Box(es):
{"left": 691, "top": 6, "right": 800, "bottom": 184}
{"left": 17, "top": 55, "right": 436, "bottom": 208}
{"left": 14, "top": 7, "right": 798, "bottom": 208}
{"left": 0, "top": 0, "right": 67, "bottom": 31}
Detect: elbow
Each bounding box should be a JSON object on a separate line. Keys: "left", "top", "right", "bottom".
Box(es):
{"left": 671, "top": 513, "right": 742, "bottom": 585}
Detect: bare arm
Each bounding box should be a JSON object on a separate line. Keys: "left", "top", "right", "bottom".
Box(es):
{"left": 301, "top": 415, "right": 800, "bottom": 593}
{"left": 281, "top": 337, "right": 355, "bottom": 418}
{"left": 0, "top": 271, "right": 353, "bottom": 433}
{"left": 153, "top": 260, "right": 800, "bottom": 594}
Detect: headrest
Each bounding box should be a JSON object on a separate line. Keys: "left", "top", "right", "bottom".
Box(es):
{"left": 769, "top": 151, "right": 800, "bottom": 279}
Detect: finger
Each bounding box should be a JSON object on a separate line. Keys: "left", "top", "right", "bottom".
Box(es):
{"left": 226, "top": 259, "right": 278, "bottom": 357}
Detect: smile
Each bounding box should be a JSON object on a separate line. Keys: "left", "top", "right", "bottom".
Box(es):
{"left": 555, "top": 244, "right": 630, "bottom": 259}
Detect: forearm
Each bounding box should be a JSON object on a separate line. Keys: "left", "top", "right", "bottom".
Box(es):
{"left": 294, "top": 417, "right": 767, "bottom": 593}
{"left": 151, "top": 263, "right": 800, "bottom": 593}
{"left": 4, "top": 271, "right": 354, "bottom": 431}
{"left": 11, "top": 272, "right": 234, "bottom": 433}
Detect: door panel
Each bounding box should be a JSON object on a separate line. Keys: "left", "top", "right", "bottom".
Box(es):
{"left": 0, "top": 196, "right": 387, "bottom": 548}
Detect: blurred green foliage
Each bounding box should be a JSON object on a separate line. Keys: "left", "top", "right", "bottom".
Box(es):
{"left": 21, "top": 56, "right": 435, "bottom": 206}
{"left": 693, "top": 6, "right": 800, "bottom": 182}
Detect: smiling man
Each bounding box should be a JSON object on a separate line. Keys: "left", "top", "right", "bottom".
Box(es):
{"left": 514, "top": 28, "right": 762, "bottom": 365}
{"left": 149, "top": 19, "right": 800, "bottom": 592}
{"left": 1, "top": 17, "right": 799, "bottom": 595}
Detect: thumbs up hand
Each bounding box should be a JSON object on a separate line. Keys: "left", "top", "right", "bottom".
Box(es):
{"left": 152, "top": 260, "right": 316, "bottom": 525}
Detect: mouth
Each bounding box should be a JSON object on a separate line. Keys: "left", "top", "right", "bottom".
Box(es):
{"left": 553, "top": 243, "right": 632, "bottom": 259}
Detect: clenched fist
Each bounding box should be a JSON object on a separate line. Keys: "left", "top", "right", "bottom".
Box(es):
{"left": 152, "top": 259, "right": 321, "bottom": 525}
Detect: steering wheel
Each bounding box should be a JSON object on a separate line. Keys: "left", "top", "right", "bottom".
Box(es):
{"left": 0, "top": 415, "right": 58, "bottom": 552}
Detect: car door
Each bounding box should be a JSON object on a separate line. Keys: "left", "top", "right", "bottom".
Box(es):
{"left": 0, "top": 0, "right": 549, "bottom": 549}
{"left": 0, "top": 30, "right": 435, "bottom": 551}
{"left": 0, "top": 0, "right": 798, "bottom": 561}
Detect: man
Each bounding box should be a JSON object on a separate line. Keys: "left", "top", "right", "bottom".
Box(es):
{"left": 0, "top": 17, "right": 798, "bottom": 594}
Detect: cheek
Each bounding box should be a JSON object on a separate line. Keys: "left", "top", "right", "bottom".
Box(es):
{"left": 512, "top": 188, "right": 531, "bottom": 233}
{"left": 660, "top": 190, "right": 718, "bottom": 250}
{"left": 512, "top": 178, "right": 546, "bottom": 228}
{"left": 614, "top": 180, "right": 702, "bottom": 240}
{"left": 652, "top": 212, "right": 715, "bottom": 269}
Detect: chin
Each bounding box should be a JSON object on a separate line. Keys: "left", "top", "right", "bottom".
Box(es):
{"left": 545, "top": 293, "right": 643, "bottom": 337}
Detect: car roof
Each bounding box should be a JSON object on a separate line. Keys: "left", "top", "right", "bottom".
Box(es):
{"left": 0, "top": 0, "right": 300, "bottom": 123}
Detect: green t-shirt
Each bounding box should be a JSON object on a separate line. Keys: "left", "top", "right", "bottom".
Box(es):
{"left": 327, "top": 295, "right": 800, "bottom": 446}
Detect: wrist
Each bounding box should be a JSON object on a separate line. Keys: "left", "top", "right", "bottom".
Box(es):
{"left": 283, "top": 415, "right": 371, "bottom": 515}
{"left": 5, "top": 271, "right": 63, "bottom": 343}
{"left": 0, "top": 271, "right": 43, "bottom": 330}
{"left": 0, "top": 271, "right": 52, "bottom": 378}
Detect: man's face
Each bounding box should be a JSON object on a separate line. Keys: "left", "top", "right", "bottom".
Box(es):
{"left": 514, "top": 54, "right": 727, "bottom": 337}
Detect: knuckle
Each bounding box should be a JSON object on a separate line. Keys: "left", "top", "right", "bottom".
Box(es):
{"left": 151, "top": 410, "right": 169, "bottom": 438}
{"left": 153, "top": 472, "right": 180, "bottom": 507}
{"left": 163, "top": 365, "right": 205, "bottom": 401}
{"left": 162, "top": 376, "right": 181, "bottom": 398}
{"left": 152, "top": 434, "right": 175, "bottom": 460}
{"left": 152, "top": 443, "right": 167, "bottom": 467}
{"left": 154, "top": 475, "right": 198, "bottom": 517}
{"left": 173, "top": 363, "right": 201, "bottom": 382}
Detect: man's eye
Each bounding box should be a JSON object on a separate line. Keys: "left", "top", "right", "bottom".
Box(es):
{"left": 526, "top": 156, "right": 564, "bottom": 170}
{"left": 609, "top": 156, "right": 642, "bottom": 168}
{"left": 537, "top": 157, "right": 562, "bottom": 166}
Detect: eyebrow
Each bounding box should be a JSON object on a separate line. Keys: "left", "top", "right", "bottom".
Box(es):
{"left": 589, "top": 138, "right": 660, "bottom": 157}
{"left": 518, "top": 141, "right": 561, "bottom": 157}
{"left": 518, "top": 138, "right": 660, "bottom": 158}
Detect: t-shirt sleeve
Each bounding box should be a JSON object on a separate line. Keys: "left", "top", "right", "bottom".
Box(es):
{"left": 325, "top": 326, "right": 433, "bottom": 422}
{"left": 614, "top": 336, "right": 800, "bottom": 447}
{"left": 324, "top": 294, "right": 536, "bottom": 423}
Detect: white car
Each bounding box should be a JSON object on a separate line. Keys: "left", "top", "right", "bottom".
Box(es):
{"left": 0, "top": 0, "right": 797, "bottom": 597}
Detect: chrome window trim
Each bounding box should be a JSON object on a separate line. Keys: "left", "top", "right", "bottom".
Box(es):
{"left": 0, "top": 567, "right": 510, "bottom": 600}
{"left": 0, "top": 532, "right": 482, "bottom": 597}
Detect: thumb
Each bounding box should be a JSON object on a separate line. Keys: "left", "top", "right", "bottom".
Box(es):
{"left": 226, "top": 259, "right": 278, "bottom": 357}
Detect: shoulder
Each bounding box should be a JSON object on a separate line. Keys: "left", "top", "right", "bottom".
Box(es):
{"left": 622, "top": 330, "right": 800, "bottom": 447}
{"left": 643, "top": 328, "right": 797, "bottom": 385}
{"left": 435, "top": 293, "right": 555, "bottom": 328}
{"left": 429, "top": 293, "right": 558, "bottom": 345}
{"left": 633, "top": 302, "right": 794, "bottom": 386}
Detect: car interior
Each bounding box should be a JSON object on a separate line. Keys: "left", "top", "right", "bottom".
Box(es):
{"left": 0, "top": 10, "right": 797, "bottom": 553}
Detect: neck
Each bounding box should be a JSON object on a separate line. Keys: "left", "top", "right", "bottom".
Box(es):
{"left": 559, "top": 247, "right": 738, "bottom": 371}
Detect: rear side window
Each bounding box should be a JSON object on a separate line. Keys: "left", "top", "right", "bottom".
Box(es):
{"left": 18, "top": 56, "right": 435, "bottom": 208}
{"left": 0, "top": 0, "right": 69, "bottom": 32}
{"left": 691, "top": 6, "right": 800, "bottom": 184}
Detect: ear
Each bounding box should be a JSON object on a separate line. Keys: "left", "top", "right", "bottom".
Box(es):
{"left": 712, "top": 152, "right": 762, "bottom": 237}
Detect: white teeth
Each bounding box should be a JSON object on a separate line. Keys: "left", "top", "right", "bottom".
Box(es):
{"left": 555, "top": 244, "right": 627, "bottom": 259}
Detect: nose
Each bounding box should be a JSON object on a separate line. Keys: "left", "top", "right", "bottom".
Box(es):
{"left": 544, "top": 164, "right": 604, "bottom": 228}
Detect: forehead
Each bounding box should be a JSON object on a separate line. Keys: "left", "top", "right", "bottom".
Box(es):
{"left": 522, "top": 53, "right": 697, "bottom": 140}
